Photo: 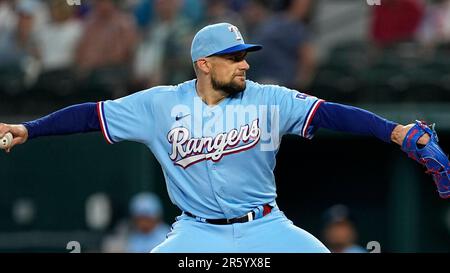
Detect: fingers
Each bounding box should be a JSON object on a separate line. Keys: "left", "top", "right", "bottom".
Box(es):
{"left": 0, "top": 123, "right": 11, "bottom": 153}
{"left": 417, "top": 134, "right": 430, "bottom": 146}
{"left": 0, "top": 124, "right": 27, "bottom": 154}
{"left": 0, "top": 123, "right": 10, "bottom": 138}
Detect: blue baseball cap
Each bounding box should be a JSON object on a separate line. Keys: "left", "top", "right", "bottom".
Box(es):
{"left": 322, "top": 204, "right": 354, "bottom": 226}
{"left": 129, "top": 192, "right": 163, "bottom": 218}
{"left": 191, "top": 22, "right": 262, "bottom": 62}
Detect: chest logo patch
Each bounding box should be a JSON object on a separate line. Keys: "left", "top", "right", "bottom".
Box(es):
{"left": 167, "top": 119, "right": 261, "bottom": 168}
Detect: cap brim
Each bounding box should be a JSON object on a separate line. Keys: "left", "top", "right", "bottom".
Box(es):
{"left": 211, "top": 44, "right": 263, "bottom": 56}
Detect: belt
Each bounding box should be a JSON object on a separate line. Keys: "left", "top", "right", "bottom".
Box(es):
{"left": 184, "top": 204, "right": 273, "bottom": 225}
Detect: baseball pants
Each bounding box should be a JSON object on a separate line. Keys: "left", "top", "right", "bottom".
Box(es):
{"left": 151, "top": 206, "right": 330, "bottom": 253}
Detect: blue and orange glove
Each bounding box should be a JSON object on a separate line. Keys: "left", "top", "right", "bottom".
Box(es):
{"left": 401, "top": 120, "right": 450, "bottom": 199}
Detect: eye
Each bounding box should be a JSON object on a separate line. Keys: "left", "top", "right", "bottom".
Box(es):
{"left": 230, "top": 55, "right": 246, "bottom": 62}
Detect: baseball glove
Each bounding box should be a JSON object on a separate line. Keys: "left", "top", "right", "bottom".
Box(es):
{"left": 401, "top": 120, "right": 450, "bottom": 199}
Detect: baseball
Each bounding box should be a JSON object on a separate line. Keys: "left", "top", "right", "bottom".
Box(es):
{"left": 0, "top": 133, "right": 13, "bottom": 150}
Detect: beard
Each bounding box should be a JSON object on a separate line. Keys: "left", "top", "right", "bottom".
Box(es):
{"left": 210, "top": 73, "right": 246, "bottom": 96}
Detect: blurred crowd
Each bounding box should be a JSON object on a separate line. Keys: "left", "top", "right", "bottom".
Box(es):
{"left": 0, "top": 0, "right": 450, "bottom": 104}
{"left": 313, "top": 0, "right": 450, "bottom": 103}
{"left": 0, "top": 0, "right": 314, "bottom": 101}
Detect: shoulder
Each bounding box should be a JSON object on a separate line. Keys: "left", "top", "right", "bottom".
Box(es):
{"left": 124, "top": 85, "right": 175, "bottom": 105}
{"left": 132, "top": 79, "right": 195, "bottom": 103}
{"left": 149, "top": 79, "right": 195, "bottom": 96}
{"left": 244, "top": 80, "right": 319, "bottom": 106}
{"left": 245, "top": 80, "right": 298, "bottom": 98}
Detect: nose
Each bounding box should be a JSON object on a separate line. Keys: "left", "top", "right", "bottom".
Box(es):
{"left": 240, "top": 60, "right": 250, "bottom": 71}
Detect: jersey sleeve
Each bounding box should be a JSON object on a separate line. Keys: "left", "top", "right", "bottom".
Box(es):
{"left": 97, "top": 89, "right": 155, "bottom": 145}
{"left": 267, "top": 85, "right": 324, "bottom": 139}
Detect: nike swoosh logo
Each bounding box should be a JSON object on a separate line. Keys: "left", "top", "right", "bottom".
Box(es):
{"left": 175, "top": 113, "right": 191, "bottom": 121}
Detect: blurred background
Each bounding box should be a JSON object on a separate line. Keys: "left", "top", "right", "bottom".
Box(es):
{"left": 0, "top": 0, "right": 449, "bottom": 252}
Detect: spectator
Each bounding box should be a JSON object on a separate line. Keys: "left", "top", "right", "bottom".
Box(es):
{"left": 132, "top": 0, "right": 154, "bottom": 29}
{"left": 228, "top": 0, "right": 250, "bottom": 12}
{"left": 321, "top": 204, "right": 367, "bottom": 253}
{"left": 370, "top": 0, "right": 426, "bottom": 48}
{"left": 76, "top": 0, "right": 138, "bottom": 98}
{"left": 0, "top": 0, "right": 20, "bottom": 66}
{"left": 102, "top": 192, "right": 170, "bottom": 253}
{"left": 126, "top": 192, "right": 170, "bottom": 253}
{"left": 32, "top": 0, "right": 82, "bottom": 96}
{"left": 182, "top": 0, "right": 206, "bottom": 27}
{"left": 418, "top": 0, "right": 450, "bottom": 52}
{"left": 204, "top": 0, "right": 245, "bottom": 33}
{"left": 133, "top": 0, "right": 194, "bottom": 88}
{"left": 241, "top": 0, "right": 273, "bottom": 40}
{"left": 0, "top": 0, "right": 46, "bottom": 94}
{"left": 133, "top": 0, "right": 204, "bottom": 31}
{"left": 247, "top": 0, "right": 317, "bottom": 90}
{"left": 34, "top": 0, "right": 82, "bottom": 71}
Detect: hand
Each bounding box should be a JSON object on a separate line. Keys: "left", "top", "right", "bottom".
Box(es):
{"left": 0, "top": 123, "right": 29, "bottom": 153}
{"left": 391, "top": 124, "right": 430, "bottom": 146}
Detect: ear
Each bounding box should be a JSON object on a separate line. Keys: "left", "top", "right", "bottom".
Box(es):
{"left": 196, "top": 59, "right": 211, "bottom": 74}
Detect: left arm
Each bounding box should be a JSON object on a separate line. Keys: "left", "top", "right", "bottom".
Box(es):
{"left": 310, "top": 102, "right": 430, "bottom": 145}
{"left": 311, "top": 102, "right": 450, "bottom": 199}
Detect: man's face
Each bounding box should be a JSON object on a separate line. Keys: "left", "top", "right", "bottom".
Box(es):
{"left": 133, "top": 215, "right": 159, "bottom": 234}
{"left": 323, "top": 221, "right": 357, "bottom": 252}
{"left": 206, "top": 51, "right": 250, "bottom": 95}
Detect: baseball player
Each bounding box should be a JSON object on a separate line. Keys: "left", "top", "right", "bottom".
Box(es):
{"left": 0, "top": 23, "right": 449, "bottom": 253}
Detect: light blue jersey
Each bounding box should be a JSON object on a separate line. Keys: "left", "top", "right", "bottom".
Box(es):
{"left": 97, "top": 79, "right": 323, "bottom": 220}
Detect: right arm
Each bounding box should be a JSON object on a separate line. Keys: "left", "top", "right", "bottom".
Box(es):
{"left": 0, "top": 103, "right": 100, "bottom": 153}
{"left": 1, "top": 87, "right": 158, "bottom": 152}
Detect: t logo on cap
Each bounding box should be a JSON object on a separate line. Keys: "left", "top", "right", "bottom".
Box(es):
{"left": 228, "top": 25, "right": 243, "bottom": 41}
{"left": 190, "top": 22, "right": 262, "bottom": 62}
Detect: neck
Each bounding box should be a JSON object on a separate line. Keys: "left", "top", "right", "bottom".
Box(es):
{"left": 196, "top": 79, "right": 229, "bottom": 106}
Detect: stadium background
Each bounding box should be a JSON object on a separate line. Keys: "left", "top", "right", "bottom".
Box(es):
{"left": 0, "top": 0, "right": 449, "bottom": 252}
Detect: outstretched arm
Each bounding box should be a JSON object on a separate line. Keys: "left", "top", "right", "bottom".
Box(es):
{"left": 0, "top": 103, "right": 100, "bottom": 153}
{"left": 310, "top": 102, "right": 450, "bottom": 198}
{"left": 310, "top": 101, "right": 430, "bottom": 146}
